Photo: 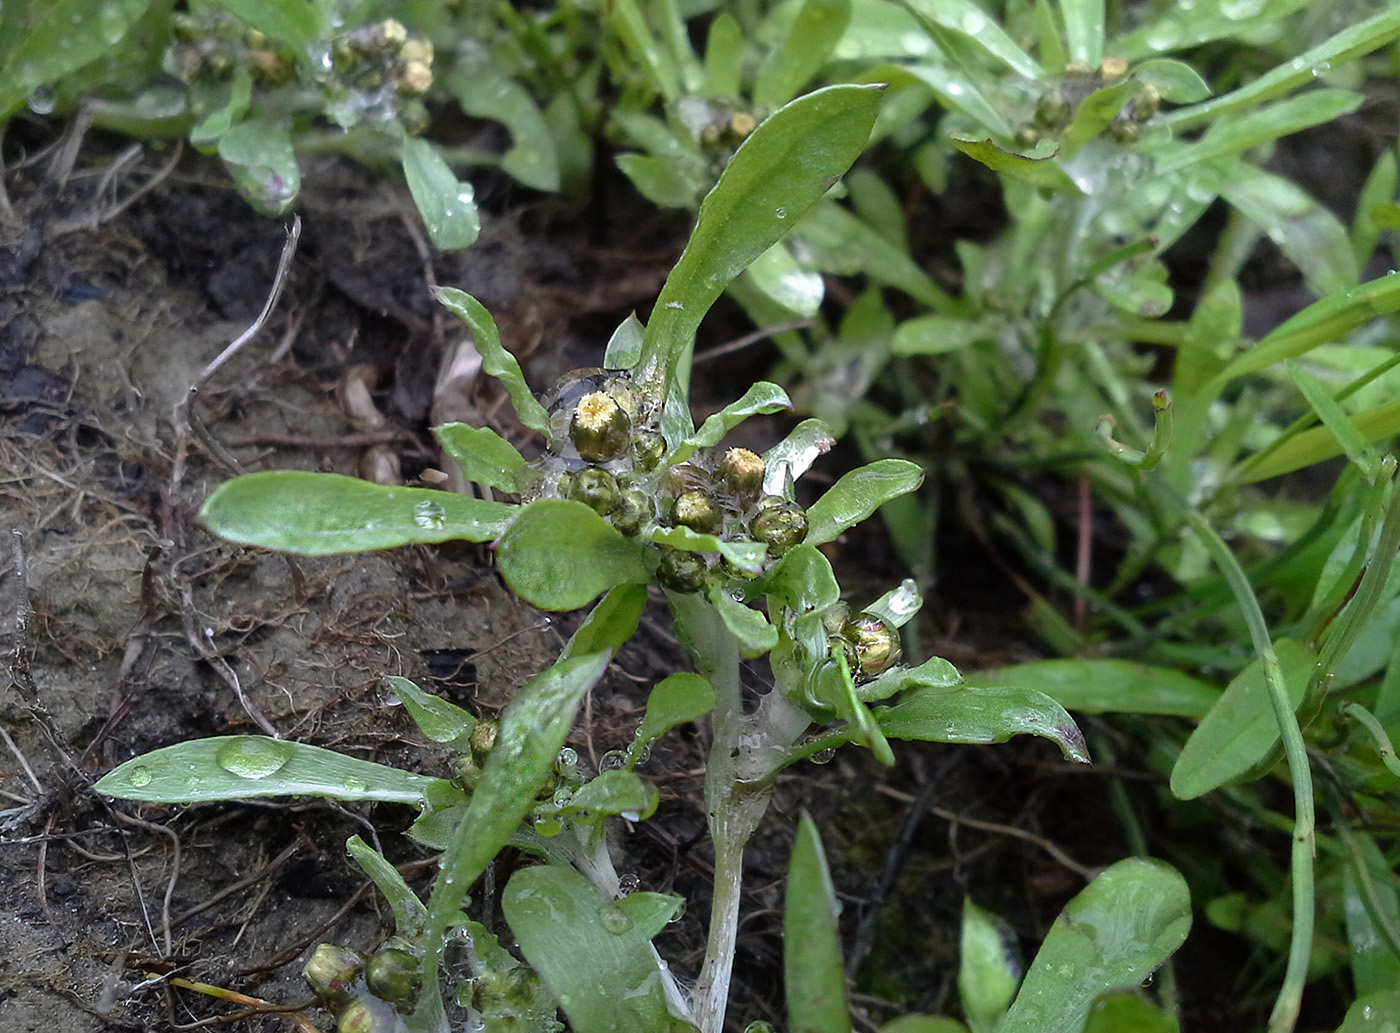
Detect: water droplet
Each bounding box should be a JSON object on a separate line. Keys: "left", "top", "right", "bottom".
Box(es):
{"left": 774, "top": 207, "right": 787, "bottom": 219}
{"left": 344, "top": 777, "right": 368, "bottom": 793}
{"left": 376, "top": 682, "right": 404, "bottom": 707}
{"left": 413, "top": 499, "right": 447, "bottom": 529}
{"left": 810, "top": 748, "right": 835, "bottom": 765}
{"left": 129, "top": 765, "right": 153, "bottom": 788}
{"left": 215, "top": 736, "right": 294, "bottom": 779}
{"left": 552, "top": 786, "right": 574, "bottom": 808}
{"left": 28, "top": 86, "right": 55, "bottom": 115}
{"left": 664, "top": 301, "right": 683, "bottom": 310}
{"left": 533, "top": 814, "right": 563, "bottom": 837}
{"left": 599, "top": 904, "right": 632, "bottom": 935}
{"left": 599, "top": 750, "right": 627, "bottom": 772}
{"left": 960, "top": 10, "right": 986, "bottom": 33}
{"left": 618, "top": 872, "right": 640, "bottom": 895}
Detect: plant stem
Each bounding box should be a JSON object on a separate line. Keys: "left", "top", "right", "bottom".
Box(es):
{"left": 1178, "top": 507, "right": 1314, "bottom": 1033}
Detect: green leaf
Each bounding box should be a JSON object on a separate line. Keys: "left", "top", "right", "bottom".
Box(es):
{"left": 214, "top": 0, "right": 321, "bottom": 50}
{"left": 0, "top": 0, "right": 151, "bottom": 119}
{"left": 615, "top": 152, "right": 707, "bottom": 209}
{"left": 433, "top": 287, "right": 551, "bottom": 434}
{"left": 1059, "top": 80, "right": 1139, "bottom": 162}
{"left": 754, "top": 0, "right": 853, "bottom": 110}
{"left": 900, "top": 0, "right": 1041, "bottom": 78}
{"left": 764, "top": 418, "right": 836, "bottom": 495}
{"left": 950, "top": 137, "right": 1079, "bottom": 193}
{"left": 604, "top": 314, "right": 646, "bottom": 371}
{"left": 997, "top": 859, "right": 1191, "bottom": 1033}
{"left": 1170, "top": 638, "right": 1315, "bottom": 800}
{"left": 793, "top": 197, "right": 962, "bottom": 306}
{"left": 447, "top": 58, "right": 560, "bottom": 192}
{"left": 1343, "top": 830, "right": 1400, "bottom": 999}
{"left": 1081, "top": 993, "right": 1178, "bottom": 1033}
{"left": 1238, "top": 398, "right": 1400, "bottom": 483}
{"left": 496, "top": 499, "right": 654, "bottom": 611}
{"left": 1338, "top": 992, "right": 1400, "bottom": 1033}
{"left": 630, "top": 672, "right": 717, "bottom": 765}
{"left": 382, "top": 676, "right": 476, "bottom": 747}
{"left": 346, "top": 835, "right": 428, "bottom": 938}
{"left": 674, "top": 381, "right": 792, "bottom": 462}
{"left": 959, "top": 900, "right": 1019, "bottom": 1033}
{"left": 711, "top": 586, "right": 781, "bottom": 658}
{"left": 703, "top": 13, "right": 744, "bottom": 99}
{"left": 504, "top": 865, "right": 676, "bottom": 1033}
{"left": 1060, "top": 0, "right": 1104, "bottom": 68}
{"left": 892, "top": 314, "right": 987, "bottom": 356}
{"left": 805, "top": 459, "right": 925, "bottom": 546}
{"left": 218, "top": 118, "right": 299, "bottom": 216}
{"left": 200, "top": 472, "right": 516, "bottom": 554}
{"left": 878, "top": 685, "right": 1090, "bottom": 763}
{"left": 609, "top": 0, "right": 681, "bottom": 101}
{"left": 878, "top": 1018, "right": 969, "bottom": 1033}
{"left": 744, "top": 241, "right": 826, "bottom": 317}
{"left": 563, "top": 584, "right": 649, "bottom": 660}
{"left": 1287, "top": 359, "right": 1379, "bottom": 478}
{"left": 564, "top": 769, "right": 659, "bottom": 820}
{"left": 856, "top": 655, "right": 963, "bottom": 704}
{"left": 969, "top": 658, "right": 1220, "bottom": 717}
{"left": 1132, "top": 59, "right": 1210, "bottom": 103}
{"left": 435, "top": 423, "right": 528, "bottom": 493}
{"left": 1222, "top": 167, "right": 1359, "bottom": 298}
{"left": 642, "top": 84, "right": 884, "bottom": 379}
{"left": 419, "top": 652, "right": 613, "bottom": 1026}
{"left": 647, "top": 525, "right": 768, "bottom": 573}
{"left": 1154, "top": 90, "right": 1364, "bottom": 177}
{"left": 402, "top": 137, "right": 481, "bottom": 250}
{"left": 94, "top": 735, "right": 440, "bottom": 805}
{"left": 786, "top": 814, "right": 852, "bottom": 1033}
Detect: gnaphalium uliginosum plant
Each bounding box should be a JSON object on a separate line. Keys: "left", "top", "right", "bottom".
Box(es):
{"left": 95, "top": 85, "right": 1100, "bottom": 1033}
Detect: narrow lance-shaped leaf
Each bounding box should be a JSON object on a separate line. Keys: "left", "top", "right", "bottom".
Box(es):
{"left": 94, "top": 736, "right": 441, "bottom": 805}
{"left": 764, "top": 419, "right": 836, "bottom": 496}
{"left": 434, "top": 287, "right": 551, "bottom": 434}
{"left": 672, "top": 381, "right": 792, "bottom": 462}
{"left": 347, "top": 835, "right": 428, "bottom": 938}
{"left": 417, "top": 651, "right": 612, "bottom": 1030}
{"left": 877, "top": 685, "right": 1090, "bottom": 763}
{"left": 201, "top": 471, "right": 517, "bottom": 555}
{"left": 642, "top": 84, "right": 884, "bottom": 381}
{"left": 435, "top": 423, "right": 528, "bottom": 493}
{"left": 563, "top": 584, "right": 649, "bottom": 661}
{"left": 900, "top": 0, "right": 1041, "bottom": 78}
{"left": 647, "top": 525, "right": 767, "bottom": 573}
{"left": 967, "top": 658, "right": 1220, "bottom": 718}
{"left": 630, "top": 672, "right": 717, "bottom": 766}
{"left": 786, "top": 813, "right": 852, "bottom": 1033}
{"left": 959, "top": 900, "right": 1019, "bottom": 1033}
{"left": 997, "top": 859, "right": 1191, "bottom": 1033}
{"left": 805, "top": 459, "right": 924, "bottom": 545}
{"left": 497, "top": 499, "right": 655, "bottom": 611}
{"left": 754, "top": 0, "right": 854, "bottom": 110}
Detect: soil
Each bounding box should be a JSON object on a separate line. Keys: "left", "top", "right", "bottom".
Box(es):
{"left": 0, "top": 114, "right": 1365, "bottom": 1033}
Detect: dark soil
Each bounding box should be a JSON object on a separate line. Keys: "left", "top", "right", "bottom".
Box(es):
{"left": 0, "top": 115, "right": 1361, "bottom": 1033}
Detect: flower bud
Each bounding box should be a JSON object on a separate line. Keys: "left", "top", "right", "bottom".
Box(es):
{"left": 398, "top": 59, "right": 433, "bottom": 95}
{"left": 1131, "top": 84, "right": 1161, "bottom": 121}
{"left": 470, "top": 719, "right": 498, "bottom": 762}
{"left": 1106, "top": 116, "right": 1140, "bottom": 144}
{"left": 338, "top": 997, "right": 400, "bottom": 1033}
{"left": 1034, "top": 90, "right": 1071, "bottom": 129}
{"left": 570, "top": 391, "right": 632, "bottom": 462}
{"left": 365, "top": 947, "right": 421, "bottom": 1008}
{"left": 656, "top": 547, "right": 708, "bottom": 593}
{"left": 1100, "top": 56, "right": 1129, "bottom": 79}
{"left": 715, "top": 448, "right": 765, "bottom": 498}
{"left": 568, "top": 467, "right": 619, "bottom": 516}
{"left": 841, "top": 614, "right": 901, "bottom": 681}
{"left": 631, "top": 430, "right": 667, "bottom": 471}
{"left": 304, "top": 943, "right": 365, "bottom": 1008}
{"left": 1015, "top": 127, "right": 1041, "bottom": 149}
{"left": 451, "top": 752, "right": 481, "bottom": 791}
{"left": 611, "top": 488, "right": 652, "bottom": 537}
{"left": 750, "top": 500, "right": 807, "bottom": 555}
{"left": 674, "top": 490, "right": 723, "bottom": 534}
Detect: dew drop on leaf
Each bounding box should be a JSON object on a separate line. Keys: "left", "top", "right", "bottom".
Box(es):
{"left": 129, "top": 765, "right": 152, "bottom": 787}
{"left": 413, "top": 499, "right": 448, "bottom": 529}
{"left": 598, "top": 903, "right": 632, "bottom": 935}
{"left": 215, "top": 737, "right": 294, "bottom": 779}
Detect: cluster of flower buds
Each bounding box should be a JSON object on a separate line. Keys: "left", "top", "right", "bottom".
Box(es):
{"left": 1015, "top": 59, "right": 1161, "bottom": 149}
{"left": 304, "top": 940, "right": 423, "bottom": 1030}
{"left": 167, "top": 11, "right": 293, "bottom": 85}
{"left": 322, "top": 19, "right": 433, "bottom": 131}
{"left": 528, "top": 368, "right": 811, "bottom": 595}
